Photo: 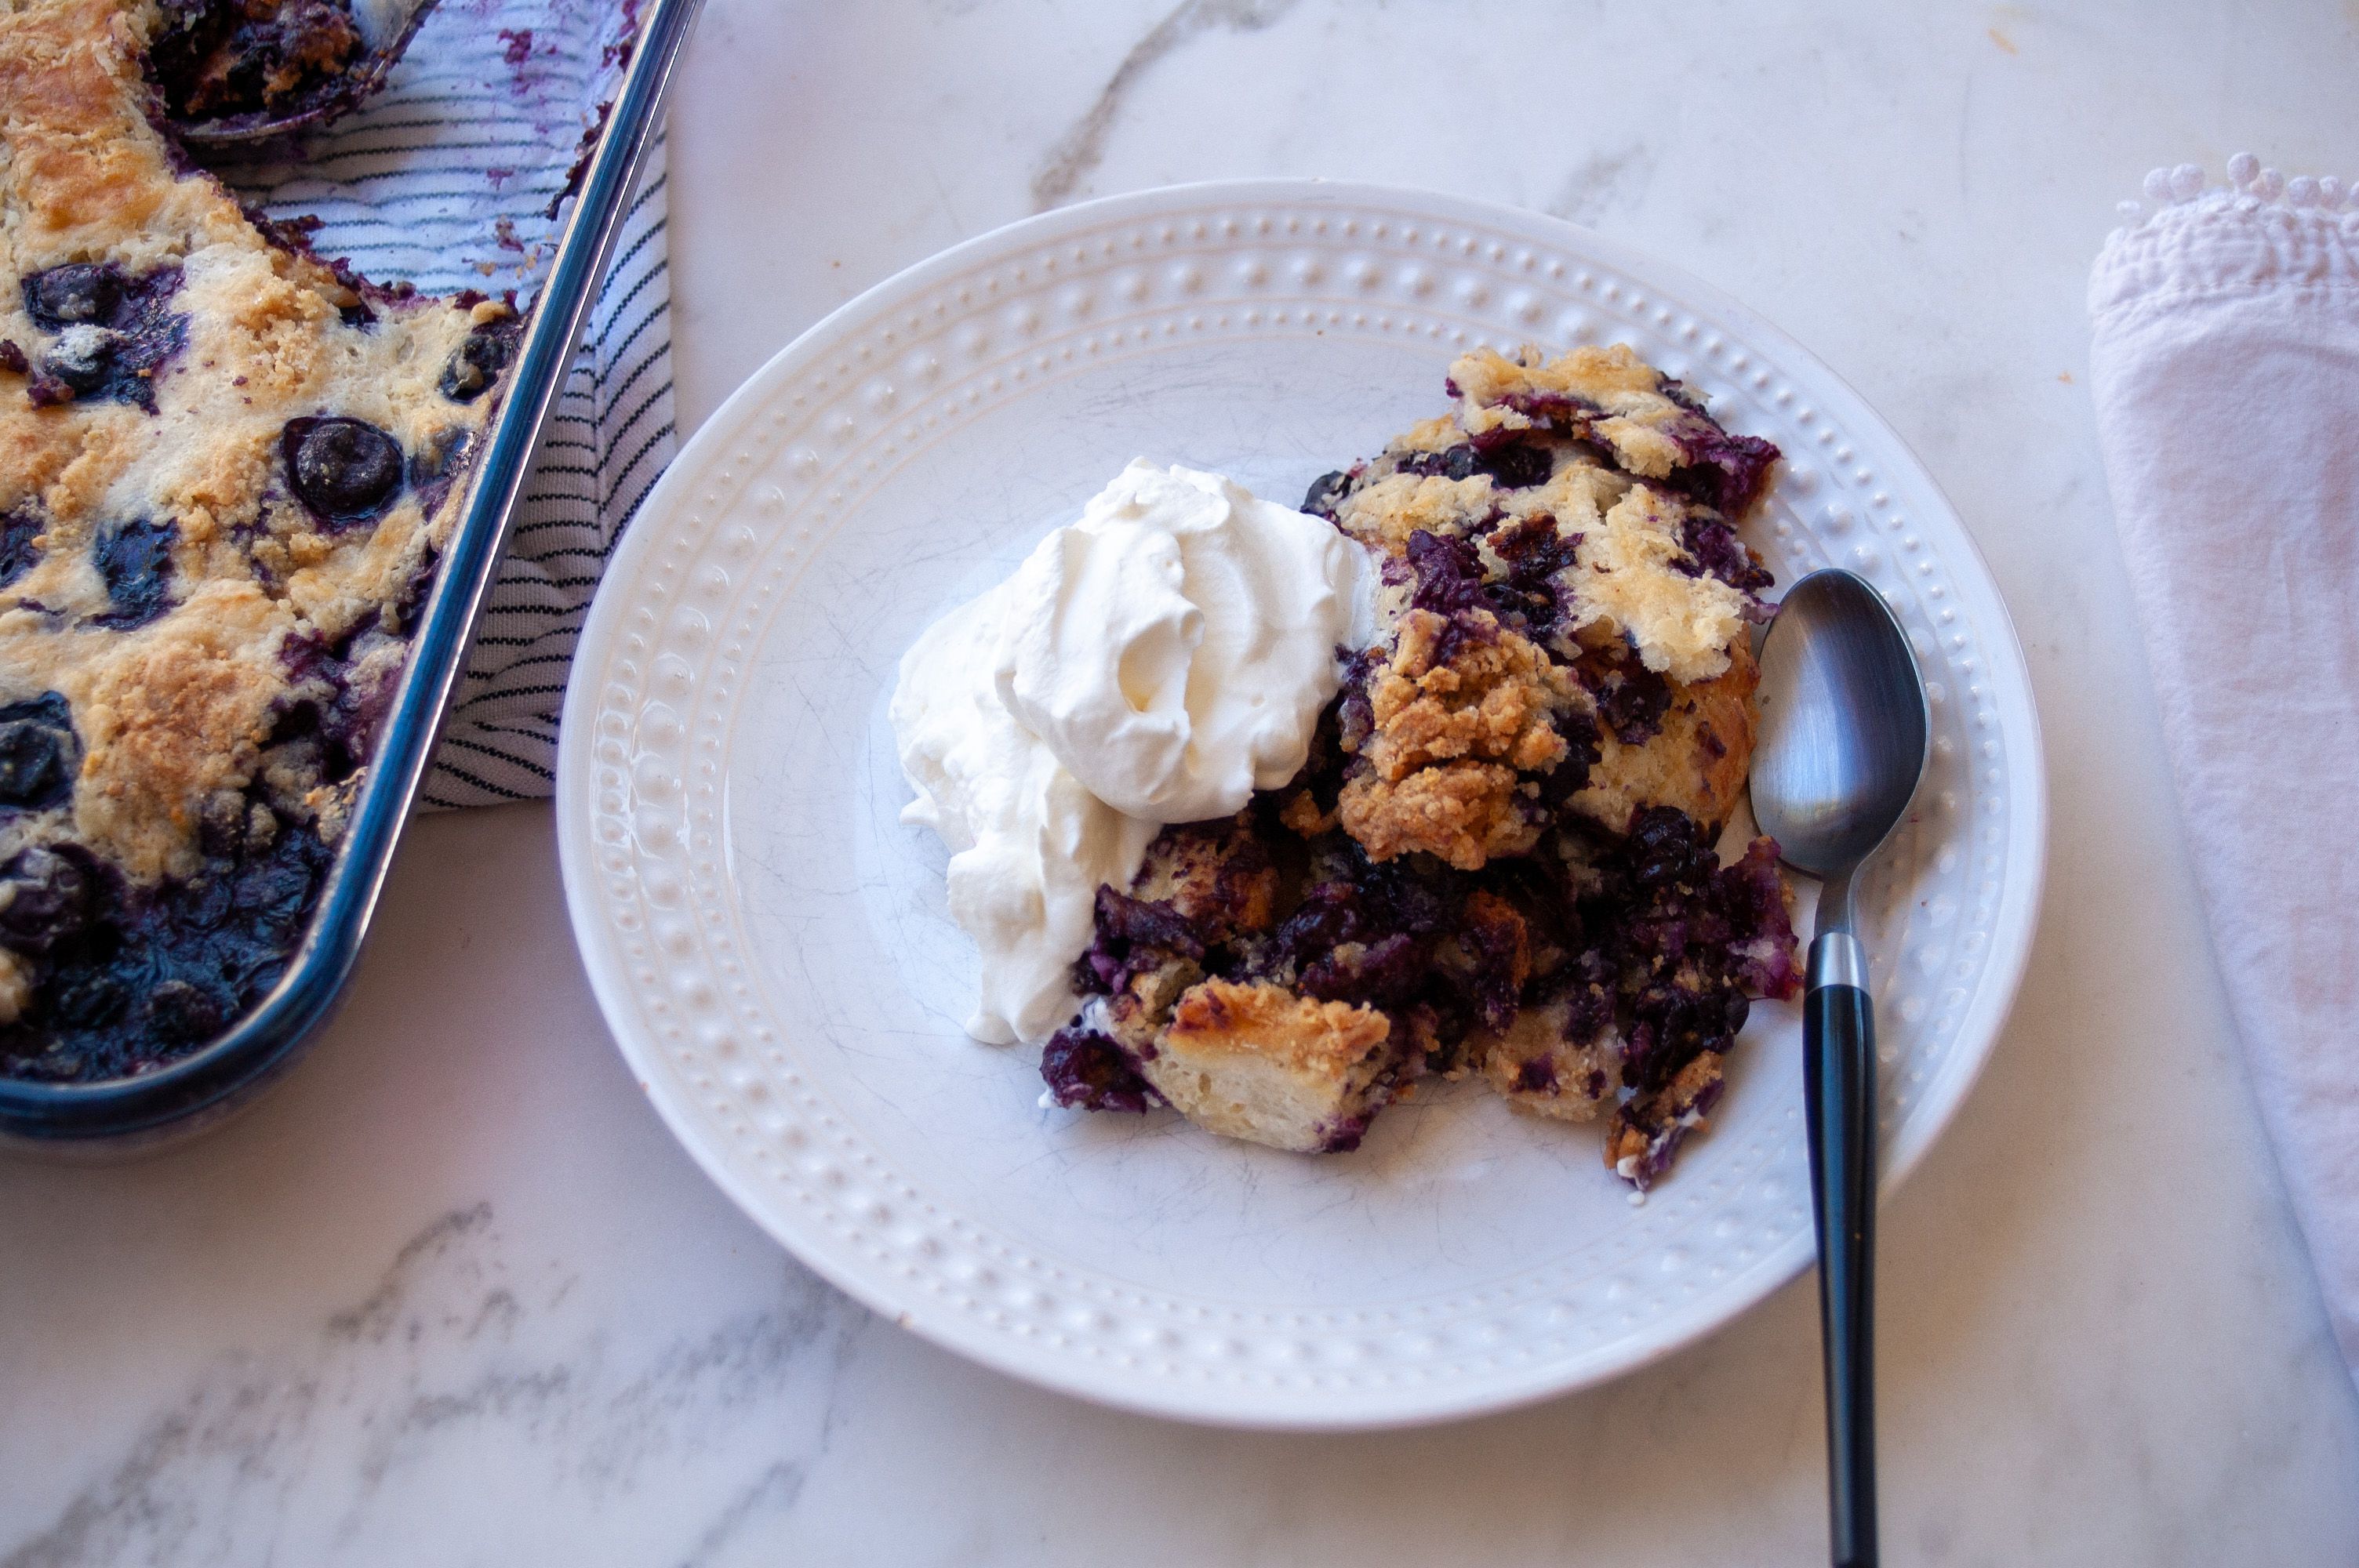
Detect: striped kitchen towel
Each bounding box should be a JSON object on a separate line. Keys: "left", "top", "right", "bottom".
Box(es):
{"left": 225, "top": 0, "right": 676, "bottom": 807}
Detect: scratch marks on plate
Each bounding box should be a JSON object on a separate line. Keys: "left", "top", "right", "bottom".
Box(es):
{"left": 1030, "top": 0, "right": 1302, "bottom": 212}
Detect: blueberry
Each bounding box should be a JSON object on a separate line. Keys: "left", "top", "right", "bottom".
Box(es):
{"left": 282, "top": 416, "right": 404, "bottom": 525}
{"left": 1038, "top": 1026, "right": 1158, "bottom": 1113}
{"left": 92, "top": 520, "right": 176, "bottom": 630}
{"left": 1581, "top": 655, "right": 1673, "bottom": 746}
{"left": 0, "top": 844, "right": 92, "bottom": 949}
{"left": 1480, "top": 441, "right": 1554, "bottom": 488}
{"left": 141, "top": 978, "right": 227, "bottom": 1044}
{"left": 37, "top": 325, "right": 120, "bottom": 397}
{"left": 19, "top": 266, "right": 184, "bottom": 412}
{"left": 0, "top": 692, "right": 78, "bottom": 809}
{"left": 438, "top": 329, "right": 514, "bottom": 402}
{"left": 48, "top": 967, "right": 126, "bottom": 1029}
{"left": 1301, "top": 470, "right": 1350, "bottom": 520}
{"left": 23, "top": 263, "right": 121, "bottom": 330}
{"left": 0, "top": 506, "right": 42, "bottom": 588}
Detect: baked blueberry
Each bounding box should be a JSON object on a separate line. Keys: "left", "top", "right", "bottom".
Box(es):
{"left": 22, "top": 263, "right": 121, "bottom": 330}
{"left": 0, "top": 506, "right": 42, "bottom": 588}
{"left": 140, "top": 978, "right": 227, "bottom": 1043}
{"left": 0, "top": 692, "right": 79, "bottom": 810}
{"left": 19, "top": 265, "right": 185, "bottom": 412}
{"left": 282, "top": 416, "right": 404, "bottom": 525}
{"left": 1039, "top": 1026, "right": 1158, "bottom": 1113}
{"left": 1301, "top": 470, "right": 1350, "bottom": 520}
{"left": 35, "top": 325, "right": 120, "bottom": 397}
{"left": 0, "top": 845, "right": 94, "bottom": 951}
{"left": 91, "top": 520, "right": 176, "bottom": 629}
{"left": 438, "top": 328, "right": 514, "bottom": 402}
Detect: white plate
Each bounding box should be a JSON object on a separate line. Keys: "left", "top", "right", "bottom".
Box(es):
{"left": 556, "top": 181, "right": 2046, "bottom": 1428}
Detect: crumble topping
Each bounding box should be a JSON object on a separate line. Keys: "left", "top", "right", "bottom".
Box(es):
{"left": 1332, "top": 471, "right": 1494, "bottom": 557}
{"left": 1337, "top": 607, "right": 1579, "bottom": 870}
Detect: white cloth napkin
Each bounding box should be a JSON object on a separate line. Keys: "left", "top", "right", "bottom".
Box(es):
{"left": 2089, "top": 158, "right": 2359, "bottom": 1379}
{"left": 227, "top": 0, "right": 677, "bottom": 806}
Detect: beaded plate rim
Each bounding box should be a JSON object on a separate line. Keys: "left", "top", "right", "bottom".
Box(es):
{"left": 557, "top": 180, "right": 2048, "bottom": 1428}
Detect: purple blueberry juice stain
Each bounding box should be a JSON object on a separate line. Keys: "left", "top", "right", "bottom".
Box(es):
{"left": 0, "top": 506, "right": 43, "bottom": 589}
{"left": 20, "top": 263, "right": 187, "bottom": 413}
{"left": 1665, "top": 426, "right": 1781, "bottom": 519}
{"left": 1038, "top": 1026, "right": 1159, "bottom": 1113}
{"left": 1677, "top": 514, "right": 1775, "bottom": 597}
{"left": 1071, "top": 884, "right": 1207, "bottom": 996}
{"left": 0, "top": 797, "right": 336, "bottom": 1083}
{"left": 91, "top": 520, "right": 177, "bottom": 630}
{"left": 0, "top": 693, "right": 79, "bottom": 810}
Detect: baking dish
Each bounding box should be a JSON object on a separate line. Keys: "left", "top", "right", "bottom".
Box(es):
{"left": 0, "top": 0, "right": 703, "bottom": 1149}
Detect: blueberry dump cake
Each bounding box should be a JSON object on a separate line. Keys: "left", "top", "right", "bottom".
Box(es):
{"left": 0, "top": 0, "right": 518, "bottom": 1082}
{"left": 895, "top": 346, "right": 1799, "bottom": 1189}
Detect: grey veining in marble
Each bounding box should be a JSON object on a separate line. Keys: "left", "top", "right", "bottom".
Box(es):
{"left": 5, "top": 1, "right": 2359, "bottom": 1563}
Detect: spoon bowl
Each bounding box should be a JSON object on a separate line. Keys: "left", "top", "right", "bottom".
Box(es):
{"left": 1754, "top": 569, "right": 1931, "bottom": 888}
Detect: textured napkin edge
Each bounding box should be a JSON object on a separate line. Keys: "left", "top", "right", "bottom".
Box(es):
{"left": 2091, "top": 155, "right": 2359, "bottom": 333}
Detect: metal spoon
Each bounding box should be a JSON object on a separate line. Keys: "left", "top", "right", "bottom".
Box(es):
{"left": 1750, "top": 568, "right": 1930, "bottom": 1568}
{"left": 166, "top": 0, "right": 442, "bottom": 149}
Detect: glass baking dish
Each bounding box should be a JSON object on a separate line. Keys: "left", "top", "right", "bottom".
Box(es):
{"left": 0, "top": 0, "right": 703, "bottom": 1151}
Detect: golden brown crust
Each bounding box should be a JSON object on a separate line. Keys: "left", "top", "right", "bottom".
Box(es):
{"left": 1448, "top": 343, "right": 1691, "bottom": 481}
{"left": 1337, "top": 608, "right": 1578, "bottom": 869}
{"left": 1164, "top": 978, "right": 1391, "bottom": 1076}
{"left": 67, "top": 579, "right": 292, "bottom": 878}
{"left": 1565, "top": 485, "right": 1750, "bottom": 685}
{"left": 1332, "top": 471, "right": 1494, "bottom": 557}
{"left": 1141, "top": 977, "right": 1398, "bottom": 1153}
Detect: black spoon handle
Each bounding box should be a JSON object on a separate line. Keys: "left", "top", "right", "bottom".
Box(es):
{"left": 1805, "top": 949, "right": 1878, "bottom": 1568}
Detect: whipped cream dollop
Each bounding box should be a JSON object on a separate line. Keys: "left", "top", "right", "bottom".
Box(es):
{"left": 891, "top": 460, "right": 1370, "bottom": 1045}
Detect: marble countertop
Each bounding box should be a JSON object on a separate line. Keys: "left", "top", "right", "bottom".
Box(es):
{"left": 5, "top": 2, "right": 2358, "bottom": 1562}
